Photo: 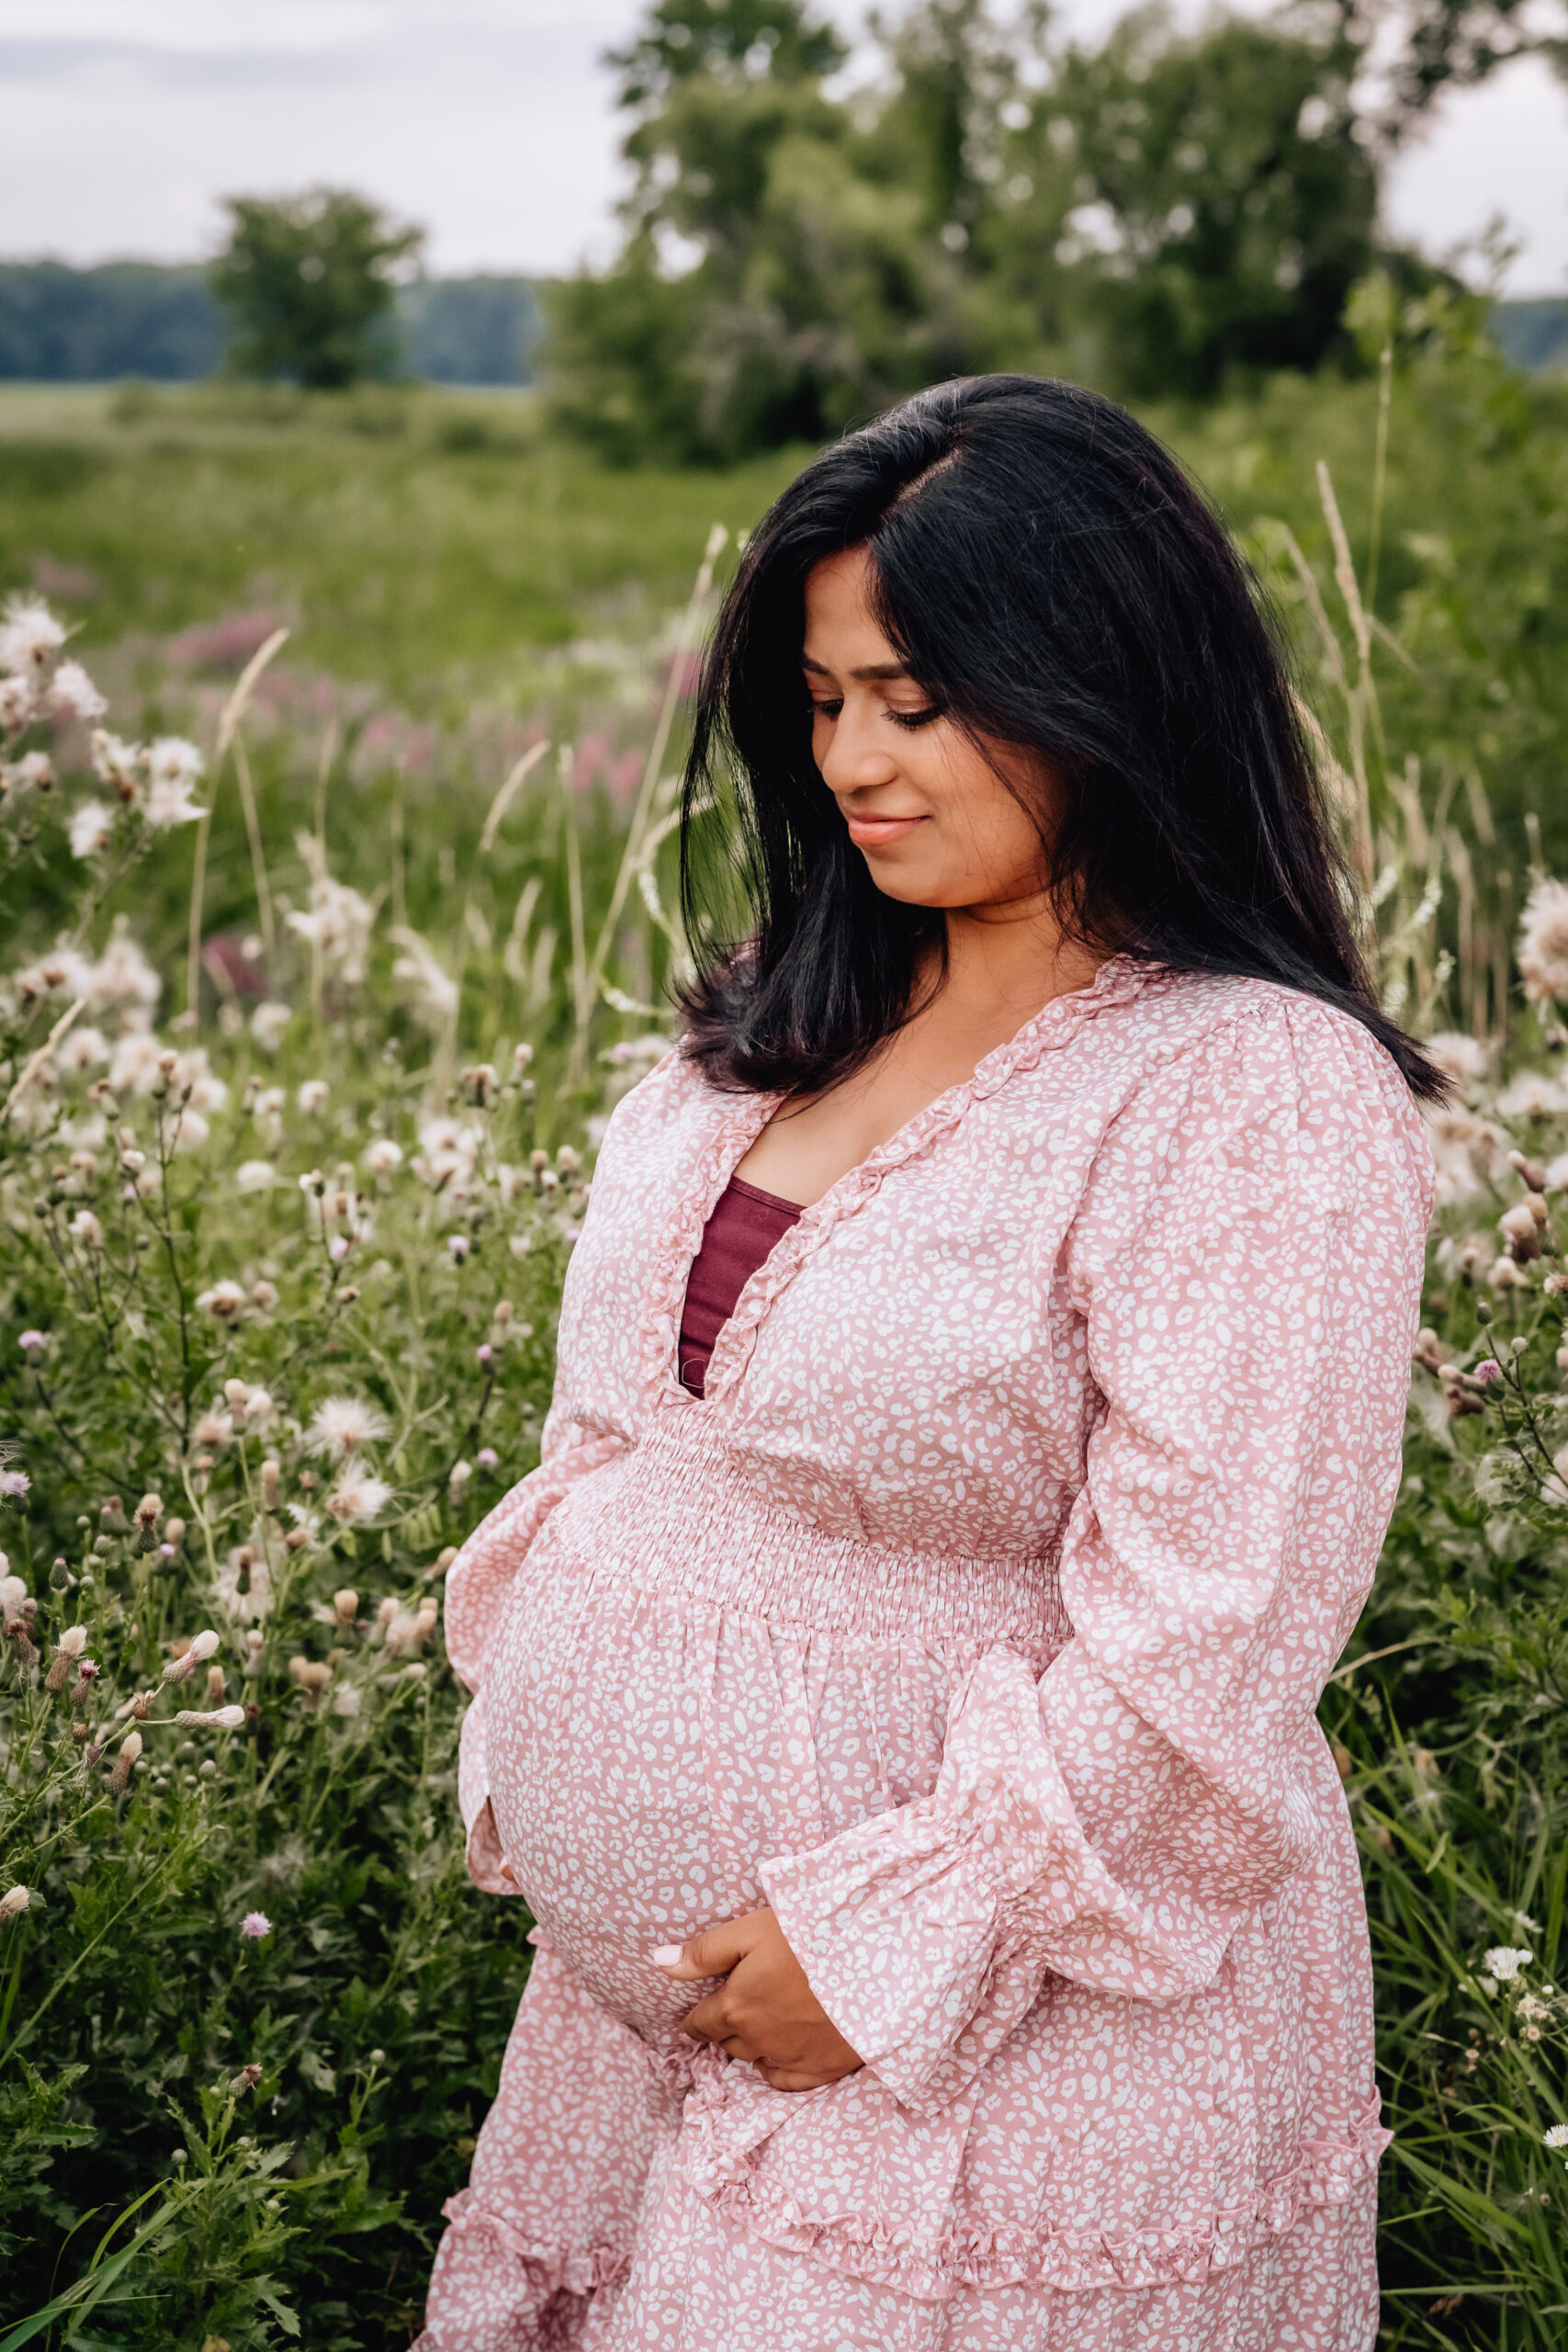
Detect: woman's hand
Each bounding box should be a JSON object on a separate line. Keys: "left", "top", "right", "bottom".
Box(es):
{"left": 652, "top": 1907, "right": 863, "bottom": 2093}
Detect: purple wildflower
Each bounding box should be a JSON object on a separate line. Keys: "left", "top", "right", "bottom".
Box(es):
{"left": 240, "top": 1911, "right": 272, "bottom": 1940}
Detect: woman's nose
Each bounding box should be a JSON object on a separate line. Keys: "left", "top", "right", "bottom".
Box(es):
{"left": 818, "top": 706, "right": 898, "bottom": 796}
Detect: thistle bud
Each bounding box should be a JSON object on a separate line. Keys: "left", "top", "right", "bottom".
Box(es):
{"left": 207, "top": 1664, "right": 227, "bottom": 1702}
{"left": 164, "top": 1628, "right": 220, "bottom": 1682}
{"left": 512, "top": 1043, "right": 533, "bottom": 1075}
{"left": 434, "top": 1546, "right": 457, "bottom": 1577}
{"left": 529, "top": 1148, "right": 549, "bottom": 1174}
{"left": 99, "top": 1497, "right": 128, "bottom": 1535}
{"left": 260, "top": 1459, "right": 280, "bottom": 1507}
{"left": 243, "top": 1630, "right": 265, "bottom": 1673}
{"left": 284, "top": 1527, "right": 309, "bottom": 1552}
{"left": 175, "top": 1703, "right": 245, "bottom": 1729}
{"left": 44, "top": 1623, "right": 88, "bottom": 1690}
{"left": 133, "top": 1492, "right": 162, "bottom": 1531}
{"left": 108, "top": 1730, "right": 141, "bottom": 1792}
{"left": 163, "top": 1516, "right": 186, "bottom": 1549}
{"left": 492, "top": 1300, "right": 513, "bottom": 1327}
{"left": 333, "top": 1588, "right": 359, "bottom": 1626}
{"left": 377, "top": 1598, "right": 398, "bottom": 1630}
{"left": 0, "top": 1884, "right": 31, "bottom": 1922}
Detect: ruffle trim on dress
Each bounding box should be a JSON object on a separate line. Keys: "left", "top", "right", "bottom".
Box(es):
{"left": 431, "top": 2187, "right": 632, "bottom": 2301}
{"left": 680, "top": 2095, "right": 1393, "bottom": 2302}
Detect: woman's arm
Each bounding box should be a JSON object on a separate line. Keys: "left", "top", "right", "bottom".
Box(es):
{"left": 751, "top": 999, "right": 1434, "bottom": 2111}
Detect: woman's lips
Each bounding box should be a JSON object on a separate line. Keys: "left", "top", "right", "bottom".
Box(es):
{"left": 844, "top": 812, "right": 927, "bottom": 849}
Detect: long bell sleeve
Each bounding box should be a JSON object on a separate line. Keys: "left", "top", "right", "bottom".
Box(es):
{"left": 447, "top": 1399, "right": 626, "bottom": 1893}
{"left": 759, "top": 999, "right": 1433, "bottom": 2113}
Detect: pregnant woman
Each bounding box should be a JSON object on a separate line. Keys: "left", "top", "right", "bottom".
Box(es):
{"left": 419, "top": 374, "right": 1438, "bottom": 2352}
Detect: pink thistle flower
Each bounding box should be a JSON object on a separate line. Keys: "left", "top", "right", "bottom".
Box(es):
{"left": 240, "top": 1911, "right": 272, "bottom": 1939}
{"left": 17, "top": 1332, "right": 44, "bottom": 1352}
{"left": 328, "top": 1235, "right": 351, "bottom": 1262}
{"left": 1473, "top": 1360, "right": 1504, "bottom": 1386}
{"left": 0, "top": 1471, "right": 29, "bottom": 1501}
{"left": 475, "top": 1342, "right": 492, "bottom": 1364}
{"left": 477, "top": 1447, "right": 499, "bottom": 1470}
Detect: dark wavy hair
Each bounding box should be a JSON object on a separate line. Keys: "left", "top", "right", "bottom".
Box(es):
{"left": 677, "top": 372, "right": 1443, "bottom": 1101}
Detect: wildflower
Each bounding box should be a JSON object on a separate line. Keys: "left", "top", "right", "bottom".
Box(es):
{"left": 0, "top": 1469, "right": 28, "bottom": 1502}
{"left": 240, "top": 1912, "right": 272, "bottom": 1939}
{"left": 362, "top": 1137, "right": 403, "bottom": 1178}
{"left": 107, "top": 1729, "right": 141, "bottom": 1792}
{"left": 328, "top": 1234, "right": 351, "bottom": 1262}
{"left": 305, "top": 1396, "right": 390, "bottom": 1460}
{"left": 236, "top": 1159, "right": 276, "bottom": 1193}
{"left": 557, "top": 1145, "right": 581, "bottom": 1175}
{"left": 250, "top": 1001, "right": 290, "bottom": 1052}
{"left": 2, "top": 749, "right": 53, "bottom": 793}
{"left": 243, "top": 1630, "right": 265, "bottom": 1674}
{"left": 169, "top": 1106, "right": 209, "bottom": 1153}
{"left": 68, "top": 1209, "right": 104, "bottom": 1250}
{"left": 142, "top": 738, "right": 205, "bottom": 830}
{"left": 0, "top": 597, "right": 65, "bottom": 677}
{"left": 512, "top": 1043, "right": 534, "bottom": 1075}
{"left": 18, "top": 1331, "right": 44, "bottom": 1353}
{"left": 90, "top": 729, "right": 142, "bottom": 798}
{"left": 475, "top": 1342, "right": 493, "bottom": 1364}
{"left": 1500, "top": 1202, "right": 1542, "bottom": 1262}
{"left": 1483, "top": 1945, "right": 1533, "bottom": 1983}
{"left": 324, "top": 1471, "right": 392, "bottom": 1527}
{"left": 1518, "top": 877, "right": 1568, "bottom": 1005}
{"left": 231, "top": 2062, "right": 264, "bottom": 2093}
{"left": 477, "top": 1446, "right": 499, "bottom": 1470}
{"left": 1545, "top": 2124, "right": 1568, "bottom": 2151}
{"left": 333, "top": 1587, "right": 359, "bottom": 1625}
{"left": 286, "top": 836, "right": 375, "bottom": 983}
{"left": 449, "top": 1459, "right": 473, "bottom": 1495}
{"left": 44, "top": 1623, "right": 89, "bottom": 1690}
{"left": 1490, "top": 1256, "right": 1528, "bottom": 1292}
{"left": 216, "top": 1543, "right": 274, "bottom": 1624}
{"left": 164, "top": 1629, "right": 221, "bottom": 1683}
{"left": 333, "top": 1685, "right": 362, "bottom": 1717}
{"left": 70, "top": 1659, "right": 99, "bottom": 1704}
{"left": 174, "top": 1704, "right": 246, "bottom": 1729}
{"left": 196, "top": 1281, "right": 247, "bottom": 1320}
{"left": 461, "top": 1063, "right": 498, "bottom": 1105}
{"left": 250, "top": 1278, "right": 278, "bottom": 1313}
{"left": 0, "top": 673, "right": 33, "bottom": 729}
{"left": 1497, "top": 1070, "right": 1568, "bottom": 1125}
{"left": 59, "top": 1024, "right": 110, "bottom": 1071}
{"left": 1472, "top": 1359, "right": 1503, "bottom": 1386}
{"left": 448, "top": 1234, "right": 470, "bottom": 1263}
{"left": 49, "top": 658, "right": 106, "bottom": 721}
{"left": 288, "top": 1657, "right": 332, "bottom": 1696}
{"left": 0, "top": 1885, "right": 32, "bottom": 1923}
{"left": 392, "top": 929, "right": 460, "bottom": 1027}
{"left": 297, "top": 1079, "right": 329, "bottom": 1114}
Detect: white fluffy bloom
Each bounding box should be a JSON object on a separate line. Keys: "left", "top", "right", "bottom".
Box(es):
{"left": 1496, "top": 1071, "right": 1568, "bottom": 1125}
{"left": 108, "top": 1032, "right": 166, "bottom": 1094}
{"left": 57, "top": 1025, "right": 110, "bottom": 1072}
{"left": 3, "top": 750, "right": 53, "bottom": 793}
{"left": 90, "top": 925, "right": 161, "bottom": 1020}
{"left": 196, "top": 1279, "right": 247, "bottom": 1319}
{"left": 297, "top": 1079, "right": 329, "bottom": 1115}
{"left": 0, "top": 598, "right": 65, "bottom": 677}
{"left": 1425, "top": 1032, "right": 1493, "bottom": 1098}
{"left": 0, "top": 674, "right": 33, "bottom": 730}
{"left": 285, "top": 833, "right": 374, "bottom": 984}
{"left": 1483, "top": 1945, "right": 1532, "bottom": 1982}
{"left": 413, "top": 1116, "right": 483, "bottom": 1192}
{"left": 144, "top": 768, "right": 206, "bottom": 830}
{"left": 1545, "top": 2124, "right": 1568, "bottom": 2151}
{"left": 250, "top": 1001, "right": 290, "bottom": 1052}
{"left": 1518, "top": 877, "right": 1568, "bottom": 1006}
{"left": 390, "top": 927, "right": 460, "bottom": 1028}
{"left": 362, "top": 1137, "right": 403, "bottom": 1178}
{"left": 324, "top": 1469, "right": 392, "bottom": 1526}
{"left": 173, "top": 1049, "right": 227, "bottom": 1113}
{"left": 169, "top": 1106, "right": 209, "bottom": 1153}
{"left": 235, "top": 1159, "right": 276, "bottom": 1193}
{"left": 90, "top": 729, "right": 142, "bottom": 795}
{"left": 215, "top": 1542, "right": 274, "bottom": 1623}
{"left": 305, "top": 1396, "right": 391, "bottom": 1460}
{"left": 68, "top": 1209, "right": 104, "bottom": 1249}
{"left": 17, "top": 946, "right": 94, "bottom": 1003}
{"left": 49, "top": 660, "right": 107, "bottom": 721}
{"left": 194, "top": 1408, "right": 234, "bottom": 1448}
{"left": 69, "top": 800, "right": 114, "bottom": 859}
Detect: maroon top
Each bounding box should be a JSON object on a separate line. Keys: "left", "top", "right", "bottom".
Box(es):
{"left": 678, "top": 1175, "right": 804, "bottom": 1397}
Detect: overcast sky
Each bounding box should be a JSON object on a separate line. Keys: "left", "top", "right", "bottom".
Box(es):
{"left": 1, "top": 0, "right": 1563, "bottom": 294}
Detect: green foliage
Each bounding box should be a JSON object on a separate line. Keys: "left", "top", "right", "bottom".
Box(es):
{"left": 211, "top": 191, "right": 424, "bottom": 393}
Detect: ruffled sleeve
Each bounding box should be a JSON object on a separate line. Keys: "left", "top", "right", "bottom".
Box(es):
{"left": 760, "top": 996, "right": 1433, "bottom": 2112}
{"left": 446, "top": 1398, "right": 626, "bottom": 1893}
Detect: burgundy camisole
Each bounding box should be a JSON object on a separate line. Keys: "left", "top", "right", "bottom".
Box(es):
{"left": 678, "top": 1176, "right": 804, "bottom": 1397}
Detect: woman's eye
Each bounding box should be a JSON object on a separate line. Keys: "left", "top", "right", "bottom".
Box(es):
{"left": 809, "top": 698, "right": 842, "bottom": 720}
{"left": 888, "top": 707, "right": 941, "bottom": 731}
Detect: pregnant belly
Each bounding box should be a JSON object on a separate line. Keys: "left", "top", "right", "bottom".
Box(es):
{"left": 482, "top": 1516, "right": 960, "bottom": 2040}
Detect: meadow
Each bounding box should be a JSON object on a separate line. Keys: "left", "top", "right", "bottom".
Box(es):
{"left": 3, "top": 328, "right": 1568, "bottom": 2346}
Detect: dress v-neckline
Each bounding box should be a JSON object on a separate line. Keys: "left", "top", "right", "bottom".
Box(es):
{"left": 648, "top": 955, "right": 1148, "bottom": 1409}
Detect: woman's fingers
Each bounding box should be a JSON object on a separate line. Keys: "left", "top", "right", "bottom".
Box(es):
{"left": 649, "top": 1912, "right": 764, "bottom": 1983}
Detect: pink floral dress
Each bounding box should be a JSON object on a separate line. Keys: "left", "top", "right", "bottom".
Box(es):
{"left": 418, "top": 960, "right": 1433, "bottom": 2352}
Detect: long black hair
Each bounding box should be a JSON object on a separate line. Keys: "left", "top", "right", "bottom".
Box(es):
{"left": 678, "top": 372, "right": 1443, "bottom": 1101}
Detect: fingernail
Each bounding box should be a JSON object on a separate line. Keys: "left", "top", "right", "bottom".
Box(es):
{"left": 649, "top": 1944, "right": 684, "bottom": 1968}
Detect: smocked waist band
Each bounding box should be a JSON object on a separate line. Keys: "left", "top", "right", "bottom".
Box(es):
{"left": 548, "top": 1417, "right": 1071, "bottom": 1653}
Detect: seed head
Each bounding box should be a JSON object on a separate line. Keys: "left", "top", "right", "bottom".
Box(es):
{"left": 107, "top": 1729, "right": 141, "bottom": 1792}
{"left": 0, "top": 1884, "right": 31, "bottom": 1922}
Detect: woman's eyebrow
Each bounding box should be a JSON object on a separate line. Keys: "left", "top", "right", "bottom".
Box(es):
{"left": 802, "top": 655, "right": 909, "bottom": 681}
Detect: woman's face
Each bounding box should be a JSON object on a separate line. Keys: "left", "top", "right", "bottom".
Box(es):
{"left": 802, "top": 545, "right": 1063, "bottom": 914}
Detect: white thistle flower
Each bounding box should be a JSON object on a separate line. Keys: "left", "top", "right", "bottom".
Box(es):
{"left": 195, "top": 1280, "right": 247, "bottom": 1320}
{"left": 108, "top": 1032, "right": 165, "bottom": 1094}
{"left": 68, "top": 1209, "right": 104, "bottom": 1249}
{"left": 49, "top": 660, "right": 107, "bottom": 721}
{"left": 389, "top": 927, "right": 459, "bottom": 1028}
{"left": 324, "top": 1470, "right": 392, "bottom": 1526}
{"left": 215, "top": 1543, "right": 274, "bottom": 1623}
{"left": 90, "top": 729, "right": 143, "bottom": 795}
{"left": 250, "top": 1001, "right": 290, "bottom": 1052}
{"left": 1483, "top": 1945, "right": 1532, "bottom": 1982}
{"left": 1496, "top": 1071, "right": 1568, "bottom": 1125}
{"left": 236, "top": 1159, "right": 276, "bottom": 1193}
{"left": 0, "top": 598, "right": 65, "bottom": 677}
{"left": 305, "top": 1396, "right": 391, "bottom": 1460}
{"left": 362, "top": 1137, "right": 403, "bottom": 1178}
{"left": 69, "top": 800, "right": 115, "bottom": 859}
{"left": 1518, "top": 877, "right": 1568, "bottom": 1006}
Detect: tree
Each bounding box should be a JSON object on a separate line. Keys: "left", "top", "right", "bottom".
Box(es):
{"left": 210, "top": 188, "right": 423, "bottom": 390}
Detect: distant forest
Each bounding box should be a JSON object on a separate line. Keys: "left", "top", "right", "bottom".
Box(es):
{"left": 0, "top": 258, "right": 1559, "bottom": 386}
{"left": 0, "top": 264, "right": 542, "bottom": 385}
